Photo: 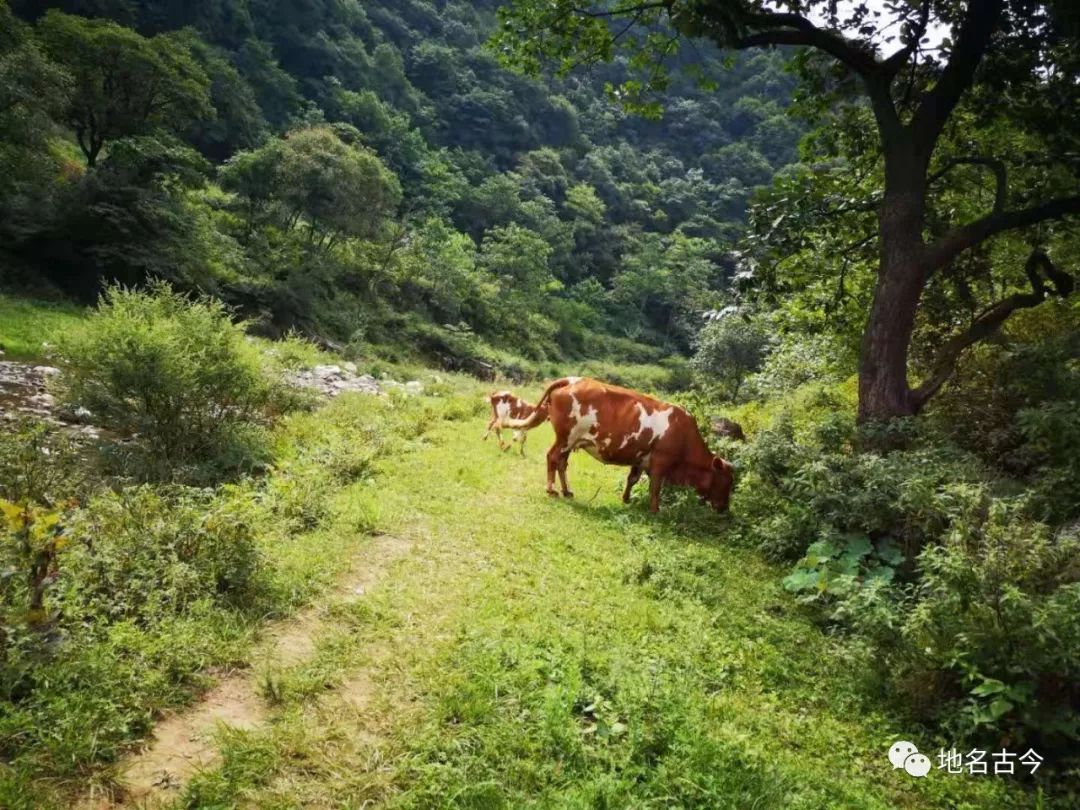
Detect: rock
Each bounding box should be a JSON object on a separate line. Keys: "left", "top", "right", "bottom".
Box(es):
{"left": 284, "top": 364, "right": 397, "bottom": 398}
{"left": 711, "top": 417, "right": 746, "bottom": 442}
{"left": 33, "top": 365, "right": 61, "bottom": 377}
{"left": 404, "top": 380, "right": 424, "bottom": 394}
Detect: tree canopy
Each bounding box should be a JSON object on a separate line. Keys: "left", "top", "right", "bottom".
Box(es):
{"left": 495, "top": 0, "right": 1080, "bottom": 418}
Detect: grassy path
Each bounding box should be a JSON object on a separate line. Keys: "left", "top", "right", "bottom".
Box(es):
{"left": 171, "top": 415, "right": 1019, "bottom": 809}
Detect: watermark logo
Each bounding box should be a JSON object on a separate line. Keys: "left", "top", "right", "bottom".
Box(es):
{"left": 889, "top": 740, "right": 931, "bottom": 777}
{"left": 889, "top": 740, "right": 1044, "bottom": 777}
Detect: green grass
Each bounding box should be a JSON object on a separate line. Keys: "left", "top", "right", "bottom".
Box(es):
{"left": 178, "top": 408, "right": 1030, "bottom": 810}
{"left": 0, "top": 383, "right": 487, "bottom": 809}
{"left": 0, "top": 294, "right": 87, "bottom": 360}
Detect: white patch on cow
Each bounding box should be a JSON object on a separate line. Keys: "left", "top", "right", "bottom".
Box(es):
{"left": 565, "top": 393, "right": 599, "bottom": 452}
{"left": 628, "top": 402, "right": 672, "bottom": 447}
{"left": 495, "top": 399, "right": 511, "bottom": 424}
{"left": 566, "top": 376, "right": 581, "bottom": 384}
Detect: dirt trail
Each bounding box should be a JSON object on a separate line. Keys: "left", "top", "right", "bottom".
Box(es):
{"left": 91, "top": 533, "right": 411, "bottom": 808}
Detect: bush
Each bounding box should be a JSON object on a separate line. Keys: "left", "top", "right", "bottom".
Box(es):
{"left": 57, "top": 282, "right": 289, "bottom": 483}
{"left": 730, "top": 380, "right": 1080, "bottom": 762}
{"left": 59, "top": 485, "right": 266, "bottom": 624}
{"left": 690, "top": 315, "right": 770, "bottom": 399}
{"left": 899, "top": 507, "right": 1080, "bottom": 747}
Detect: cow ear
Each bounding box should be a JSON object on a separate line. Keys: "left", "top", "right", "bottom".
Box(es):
{"left": 712, "top": 456, "right": 724, "bottom": 471}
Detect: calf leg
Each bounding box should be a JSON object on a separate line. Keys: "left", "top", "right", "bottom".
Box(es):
{"left": 622, "top": 466, "right": 643, "bottom": 504}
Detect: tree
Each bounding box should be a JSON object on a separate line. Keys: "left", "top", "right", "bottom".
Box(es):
{"left": 691, "top": 313, "right": 770, "bottom": 399}
{"left": 495, "top": 0, "right": 1080, "bottom": 421}
{"left": 38, "top": 10, "right": 213, "bottom": 167}
{"left": 221, "top": 126, "right": 402, "bottom": 250}
{"left": 0, "top": 0, "right": 70, "bottom": 240}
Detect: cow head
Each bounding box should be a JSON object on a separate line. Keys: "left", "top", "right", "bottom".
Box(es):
{"left": 701, "top": 456, "right": 734, "bottom": 512}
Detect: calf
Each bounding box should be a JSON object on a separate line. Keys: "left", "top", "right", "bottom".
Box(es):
{"left": 482, "top": 390, "right": 548, "bottom": 455}
{"left": 506, "top": 377, "right": 733, "bottom": 513}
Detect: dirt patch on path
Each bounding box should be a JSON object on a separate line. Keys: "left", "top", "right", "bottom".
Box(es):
{"left": 92, "top": 534, "right": 412, "bottom": 808}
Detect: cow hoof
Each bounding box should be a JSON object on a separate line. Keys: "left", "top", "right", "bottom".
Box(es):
{"left": 546, "top": 490, "right": 559, "bottom": 498}
{"left": 562, "top": 491, "right": 574, "bottom": 498}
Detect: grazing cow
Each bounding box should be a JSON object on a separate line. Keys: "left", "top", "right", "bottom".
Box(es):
{"left": 505, "top": 377, "right": 734, "bottom": 513}
{"left": 482, "top": 390, "right": 548, "bottom": 455}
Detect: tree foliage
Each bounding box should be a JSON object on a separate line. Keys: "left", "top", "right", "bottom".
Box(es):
{"left": 495, "top": 0, "right": 1080, "bottom": 418}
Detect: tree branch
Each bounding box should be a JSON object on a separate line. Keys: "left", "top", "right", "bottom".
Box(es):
{"left": 928, "top": 156, "right": 1008, "bottom": 213}
{"left": 732, "top": 11, "right": 881, "bottom": 77}
{"left": 881, "top": 0, "right": 931, "bottom": 78}
{"left": 925, "top": 194, "right": 1080, "bottom": 272}
{"left": 911, "top": 250, "right": 1073, "bottom": 407}
{"left": 909, "top": 0, "right": 1002, "bottom": 155}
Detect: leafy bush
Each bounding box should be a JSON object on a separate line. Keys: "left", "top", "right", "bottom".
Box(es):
{"left": 1016, "top": 400, "right": 1080, "bottom": 524}
{"left": 691, "top": 314, "right": 770, "bottom": 398}
{"left": 60, "top": 485, "right": 266, "bottom": 623}
{"left": 731, "top": 383, "right": 1080, "bottom": 759}
{"left": 57, "top": 282, "right": 290, "bottom": 482}
{"left": 743, "top": 331, "right": 853, "bottom": 399}
{"left": 899, "top": 507, "right": 1080, "bottom": 745}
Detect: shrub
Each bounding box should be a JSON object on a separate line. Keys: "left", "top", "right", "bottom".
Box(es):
{"left": 900, "top": 506, "right": 1080, "bottom": 748}
{"left": 57, "top": 282, "right": 288, "bottom": 482}
{"left": 690, "top": 315, "right": 770, "bottom": 399}
{"left": 730, "top": 379, "right": 1080, "bottom": 760}
{"left": 59, "top": 484, "right": 266, "bottom": 624}
{"left": 743, "top": 331, "right": 852, "bottom": 399}
{"left": 1016, "top": 400, "right": 1080, "bottom": 524}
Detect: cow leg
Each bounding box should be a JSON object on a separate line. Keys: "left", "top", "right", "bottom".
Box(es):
{"left": 622, "top": 466, "right": 643, "bottom": 504}
{"left": 546, "top": 444, "right": 561, "bottom": 496}
{"left": 482, "top": 415, "right": 497, "bottom": 441}
{"left": 517, "top": 429, "right": 527, "bottom": 456}
{"left": 646, "top": 461, "right": 666, "bottom": 513}
{"left": 557, "top": 452, "right": 573, "bottom": 497}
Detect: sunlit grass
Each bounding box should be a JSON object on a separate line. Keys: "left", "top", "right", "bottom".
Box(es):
{"left": 0, "top": 294, "right": 86, "bottom": 360}
{"left": 182, "top": 415, "right": 1028, "bottom": 810}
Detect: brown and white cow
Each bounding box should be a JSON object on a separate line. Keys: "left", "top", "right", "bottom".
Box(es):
{"left": 506, "top": 377, "right": 733, "bottom": 513}
{"left": 482, "top": 390, "right": 549, "bottom": 455}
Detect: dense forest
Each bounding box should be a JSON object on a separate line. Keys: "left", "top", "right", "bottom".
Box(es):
{"left": 1, "top": 0, "right": 803, "bottom": 376}
{"left": 1, "top": 0, "right": 1079, "bottom": 808}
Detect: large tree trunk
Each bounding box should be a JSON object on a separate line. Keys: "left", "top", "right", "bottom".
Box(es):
{"left": 857, "top": 152, "right": 928, "bottom": 422}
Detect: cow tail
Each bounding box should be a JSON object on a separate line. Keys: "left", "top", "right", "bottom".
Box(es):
{"left": 503, "top": 377, "right": 574, "bottom": 429}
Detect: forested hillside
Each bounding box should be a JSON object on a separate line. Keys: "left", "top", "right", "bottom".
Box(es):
{"left": 2, "top": 0, "right": 800, "bottom": 374}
